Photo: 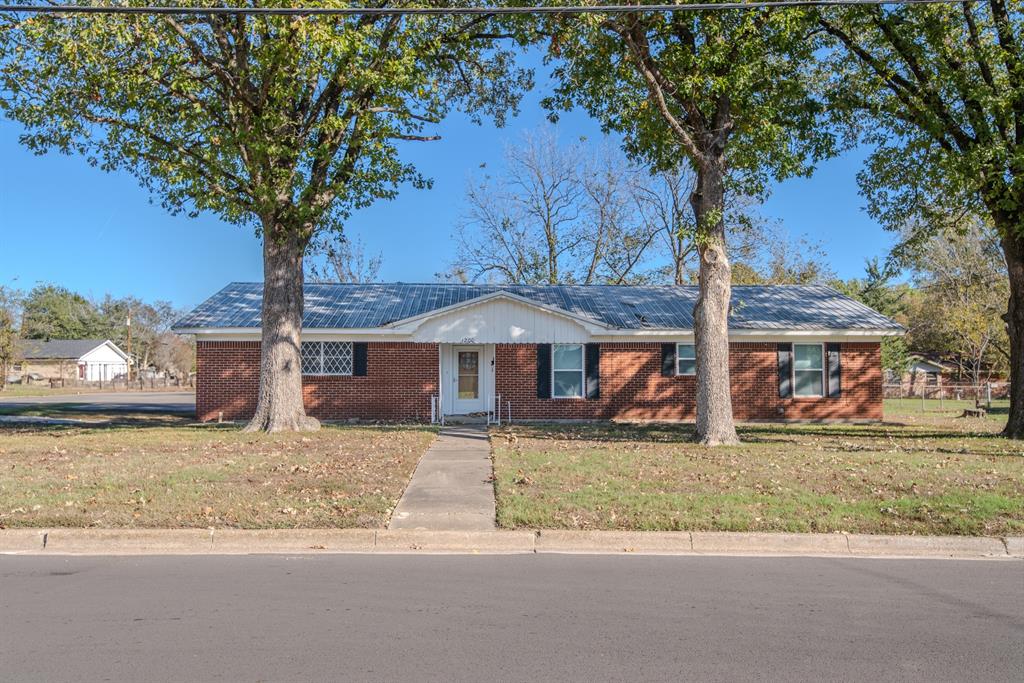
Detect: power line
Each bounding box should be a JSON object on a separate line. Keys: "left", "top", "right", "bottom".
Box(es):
{"left": 0, "top": 0, "right": 989, "bottom": 17}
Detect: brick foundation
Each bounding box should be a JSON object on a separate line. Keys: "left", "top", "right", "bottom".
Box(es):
{"left": 196, "top": 340, "right": 882, "bottom": 423}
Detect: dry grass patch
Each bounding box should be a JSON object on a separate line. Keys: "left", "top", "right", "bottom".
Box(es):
{"left": 0, "top": 421, "right": 435, "bottom": 529}
{"left": 493, "top": 411, "right": 1024, "bottom": 535}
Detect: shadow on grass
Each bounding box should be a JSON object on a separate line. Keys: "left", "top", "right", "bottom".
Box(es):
{"left": 0, "top": 413, "right": 210, "bottom": 433}
{"left": 739, "top": 423, "right": 1004, "bottom": 441}
{"left": 0, "top": 416, "right": 439, "bottom": 436}
{"left": 505, "top": 420, "right": 1013, "bottom": 444}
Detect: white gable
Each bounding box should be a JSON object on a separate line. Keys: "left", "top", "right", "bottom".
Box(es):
{"left": 79, "top": 341, "right": 129, "bottom": 363}
{"left": 409, "top": 296, "right": 594, "bottom": 344}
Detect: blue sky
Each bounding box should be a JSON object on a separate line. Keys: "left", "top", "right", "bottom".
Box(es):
{"left": 0, "top": 64, "right": 894, "bottom": 311}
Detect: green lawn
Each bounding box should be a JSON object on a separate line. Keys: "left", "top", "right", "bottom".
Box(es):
{"left": 0, "top": 420, "right": 435, "bottom": 529}
{"left": 492, "top": 406, "right": 1024, "bottom": 536}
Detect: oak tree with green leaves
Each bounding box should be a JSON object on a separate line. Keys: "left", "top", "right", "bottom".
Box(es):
{"left": 19, "top": 285, "right": 105, "bottom": 341}
{"left": 819, "top": 1, "right": 1024, "bottom": 437}
{"left": 542, "top": 6, "right": 833, "bottom": 444}
{"left": 0, "top": 2, "right": 528, "bottom": 431}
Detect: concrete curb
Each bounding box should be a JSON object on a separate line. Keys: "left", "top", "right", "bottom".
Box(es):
{"left": 691, "top": 531, "right": 850, "bottom": 555}
{"left": 376, "top": 530, "right": 535, "bottom": 553}
{"left": 1, "top": 529, "right": 1021, "bottom": 559}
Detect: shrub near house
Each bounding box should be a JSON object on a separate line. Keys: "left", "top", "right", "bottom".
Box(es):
{"left": 174, "top": 283, "right": 903, "bottom": 423}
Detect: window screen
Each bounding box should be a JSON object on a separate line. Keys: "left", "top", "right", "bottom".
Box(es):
{"left": 676, "top": 343, "right": 696, "bottom": 375}
{"left": 793, "top": 344, "right": 824, "bottom": 397}
{"left": 552, "top": 344, "right": 584, "bottom": 398}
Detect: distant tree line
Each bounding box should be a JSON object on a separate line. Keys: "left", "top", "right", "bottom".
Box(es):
{"left": 0, "top": 285, "right": 193, "bottom": 386}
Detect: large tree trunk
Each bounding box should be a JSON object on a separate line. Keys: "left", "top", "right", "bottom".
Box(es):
{"left": 690, "top": 160, "right": 740, "bottom": 446}
{"left": 1001, "top": 230, "right": 1024, "bottom": 439}
{"left": 244, "top": 226, "right": 320, "bottom": 433}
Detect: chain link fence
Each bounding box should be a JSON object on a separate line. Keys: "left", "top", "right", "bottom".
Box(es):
{"left": 884, "top": 382, "right": 1009, "bottom": 409}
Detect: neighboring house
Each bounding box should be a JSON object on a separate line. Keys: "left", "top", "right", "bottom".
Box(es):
{"left": 173, "top": 283, "right": 905, "bottom": 423}
{"left": 15, "top": 339, "right": 130, "bottom": 383}
{"left": 906, "top": 355, "right": 954, "bottom": 385}
{"left": 886, "top": 354, "right": 1009, "bottom": 398}
{"left": 884, "top": 355, "right": 951, "bottom": 385}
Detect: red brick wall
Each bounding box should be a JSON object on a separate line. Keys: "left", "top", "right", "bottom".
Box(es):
{"left": 495, "top": 343, "right": 692, "bottom": 421}
{"left": 196, "top": 340, "right": 882, "bottom": 423}
{"left": 494, "top": 342, "right": 882, "bottom": 422}
{"left": 195, "top": 341, "right": 260, "bottom": 422}
{"left": 196, "top": 341, "right": 438, "bottom": 422}
{"left": 729, "top": 342, "right": 883, "bottom": 421}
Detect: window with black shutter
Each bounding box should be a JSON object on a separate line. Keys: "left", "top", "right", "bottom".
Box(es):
{"left": 661, "top": 343, "right": 676, "bottom": 377}
{"left": 585, "top": 343, "right": 600, "bottom": 399}
{"left": 827, "top": 343, "right": 841, "bottom": 398}
{"left": 536, "top": 344, "right": 552, "bottom": 399}
{"left": 778, "top": 343, "right": 793, "bottom": 398}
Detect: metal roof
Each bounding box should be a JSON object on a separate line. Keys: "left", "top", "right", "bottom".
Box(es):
{"left": 16, "top": 339, "right": 114, "bottom": 359}
{"left": 173, "top": 283, "right": 904, "bottom": 332}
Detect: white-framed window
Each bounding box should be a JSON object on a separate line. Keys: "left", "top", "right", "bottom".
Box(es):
{"left": 793, "top": 343, "right": 825, "bottom": 397}
{"left": 676, "top": 343, "right": 696, "bottom": 375}
{"left": 552, "top": 344, "right": 585, "bottom": 398}
{"left": 301, "top": 341, "right": 353, "bottom": 376}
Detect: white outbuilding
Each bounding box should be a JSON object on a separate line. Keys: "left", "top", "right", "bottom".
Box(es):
{"left": 15, "top": 339, "right": 131, "bottom": 383}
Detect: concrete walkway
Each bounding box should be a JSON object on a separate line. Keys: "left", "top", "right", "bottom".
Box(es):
{"left": 388, "top": 425, "right": 496, "bottom": 531}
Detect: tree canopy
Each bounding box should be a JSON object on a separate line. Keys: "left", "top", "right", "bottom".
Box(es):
{"left": 539, "top": 6, "right": 836, "bottom": 445}
{"left": 819, "top": 0, "right": 1024, "bottom": 437}
{"left": 1, "top": 3, "right": 528, "bottom": 241}
{"left": 542, "top": 8, "right": 834, "bottom": 196}
{"left": 19, "top": 285, "right": 106, "bottom": 341}
{"left": 0, "top": 3, "right": 530, "bottom": 431}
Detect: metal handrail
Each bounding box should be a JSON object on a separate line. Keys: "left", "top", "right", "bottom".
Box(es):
{"left": 487, "top": 394, "right": 502, "bottom": 426}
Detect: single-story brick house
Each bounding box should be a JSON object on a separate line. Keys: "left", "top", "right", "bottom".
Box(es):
{"left": 173, "top": 283, "right": 904, "bottom": 423}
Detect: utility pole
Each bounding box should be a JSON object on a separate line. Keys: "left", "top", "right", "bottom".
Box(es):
{"left": 126, "top": 307, "right": 132, "bottom": 383}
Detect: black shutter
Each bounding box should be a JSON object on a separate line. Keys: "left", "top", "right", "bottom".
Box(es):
{"left": 536, "top": 344, "right": 552, "bottom": 399}
{"left": 778, "top": 343, "right": 793, "bottom": 398}
{"left": 353, "top": 342, "right": 368, "bottom": 376}
{"left": 585, "top": 343, "right": 600, "bottom": 400}
{"left": 661, "top": 343, "right": 676, "bottom": 377}
{"left": 827, "top": 343, "right": 842, "bottom": 398}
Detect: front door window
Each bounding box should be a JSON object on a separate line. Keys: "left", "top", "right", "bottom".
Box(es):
{"left": 457, "top": 351, "right": 479, "bottom": 399}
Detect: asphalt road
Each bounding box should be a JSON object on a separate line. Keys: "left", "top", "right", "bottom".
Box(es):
{"left": 0, "top": 390, "right": 195, "bottom": 414}
{"left": 1, "top": 555, "right": 1021, "bottom": 682}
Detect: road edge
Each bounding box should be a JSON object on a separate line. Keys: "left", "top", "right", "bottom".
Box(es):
{"left": 1, "top": 528, "right": 1021, "bottom": 559}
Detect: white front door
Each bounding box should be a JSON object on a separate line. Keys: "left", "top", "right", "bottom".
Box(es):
{"left": 452, "top": 346, "right": 485, "bottom": 414}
